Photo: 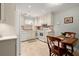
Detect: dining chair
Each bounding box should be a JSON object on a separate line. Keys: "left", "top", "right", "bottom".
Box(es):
{"left": 64, "top": 32, "right": 77, "bottom": 55}
{"left": 64, "top": 32, "right": 76, "bottom": 38}
{"left": 47, "top": 36, "right": 68, "bottom": 56}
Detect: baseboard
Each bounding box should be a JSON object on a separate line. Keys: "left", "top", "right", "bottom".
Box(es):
{"left": 21, "top": 38, "right": 37, "bottom": 42}
{"left": 37, "top": 39, "right": 47, "bottom": 43}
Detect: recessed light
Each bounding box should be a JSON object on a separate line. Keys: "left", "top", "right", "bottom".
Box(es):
{"left": 28, "top": 5, "right": 32, "bottom": 8}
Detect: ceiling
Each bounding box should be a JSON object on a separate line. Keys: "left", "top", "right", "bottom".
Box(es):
{"left": 16, "top": 3, "right": 79, "bottom": 17}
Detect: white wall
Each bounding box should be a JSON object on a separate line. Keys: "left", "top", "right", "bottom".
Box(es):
{"left": 15, "top": 8, "right": 21, "bottom": 56}
{"left": 53, "top": 7, "right": 79, "bottom": 38}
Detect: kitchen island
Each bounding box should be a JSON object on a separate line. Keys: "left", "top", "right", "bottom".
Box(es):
{"left": 0, "top": 36, "right": 17, "bottom": 56}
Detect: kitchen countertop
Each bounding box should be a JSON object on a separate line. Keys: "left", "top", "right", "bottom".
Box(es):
{"left": 0, "top": 36, "right": 17, "bottom": 41}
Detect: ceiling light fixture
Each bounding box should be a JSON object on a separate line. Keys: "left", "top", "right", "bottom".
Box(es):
{"left": 48, "top": 3, "right": 63, "bottom": 6}
{"left": 28, "top": 5, "right": 32, "bottom": 8}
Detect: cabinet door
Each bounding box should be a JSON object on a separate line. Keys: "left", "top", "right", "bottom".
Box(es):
{"left": 0, "top": 39, "right": 16, "bottom": 56}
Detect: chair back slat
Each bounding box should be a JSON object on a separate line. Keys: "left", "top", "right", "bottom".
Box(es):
{"left": 47, "top": 36, "right": 61, "bottom": 50}
{"left": 47, "top": 36, "right": 68, "bottom": 56}
{"left": 65, "top": 32, "right": 76, "bottom": 38}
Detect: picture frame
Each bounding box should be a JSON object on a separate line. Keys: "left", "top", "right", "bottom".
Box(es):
{"left": 64, "top": 17, "right": 73, "bottom": 24}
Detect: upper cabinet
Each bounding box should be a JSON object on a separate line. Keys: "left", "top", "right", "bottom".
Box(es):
{"left": 1, "top": 3, "right": 16, "bottom": 27}
{"left": 35, "top": 13, "right": 53, "bottom": 26}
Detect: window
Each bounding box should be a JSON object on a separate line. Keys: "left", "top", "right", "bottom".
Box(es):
{"left": 25, "top": 20, "right": 33, "bottom": 25}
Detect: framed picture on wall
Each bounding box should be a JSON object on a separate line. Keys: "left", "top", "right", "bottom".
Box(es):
{"left": 64, "top": 17, "right": 73, "bottom": 24}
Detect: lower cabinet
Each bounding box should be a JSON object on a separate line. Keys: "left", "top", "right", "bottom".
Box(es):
{"left": 0, "top": 39, "right": 16, "bottom": 56}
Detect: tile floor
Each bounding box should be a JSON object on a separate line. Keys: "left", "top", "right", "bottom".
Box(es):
{"left": 21, "top": 39, "right": 49, "bottom": 56}
{"left": 21, "top": 39, "right": 79, "bottom": 56}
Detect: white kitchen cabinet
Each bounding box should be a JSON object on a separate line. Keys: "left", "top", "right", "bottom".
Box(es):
{"left": 20, "top": 30, "right": 36, "bottom": 41}
{"left": 35, "top": 13, "right": 53, "bottom": 26}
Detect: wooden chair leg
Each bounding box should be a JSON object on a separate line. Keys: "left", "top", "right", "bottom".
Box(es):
{"left": 67, "top": 51, "right": 74, "bottom": 56}
{"left": 49, "top": 52, "right": 51, "bottom": 56}
{"left": 65, "top": 53, "right": 67, "bottom": 56}
{"left": 49, "top": 49, "right": 51, "bottom": 56}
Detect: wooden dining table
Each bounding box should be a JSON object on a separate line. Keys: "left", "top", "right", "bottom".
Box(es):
{"left": 57, "top": 35, "right": 78, "bottom": 55}
{"left": 48, "top": 35, "right": 78, "bottom": 56}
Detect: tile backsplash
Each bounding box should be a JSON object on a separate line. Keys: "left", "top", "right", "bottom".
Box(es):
{"left": 0, "top": 23, "right": 16, "bottom": 37}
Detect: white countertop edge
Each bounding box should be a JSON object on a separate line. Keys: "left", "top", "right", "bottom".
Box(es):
{"left": 0, "top": 36, "right": 17, "bottom": 41}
